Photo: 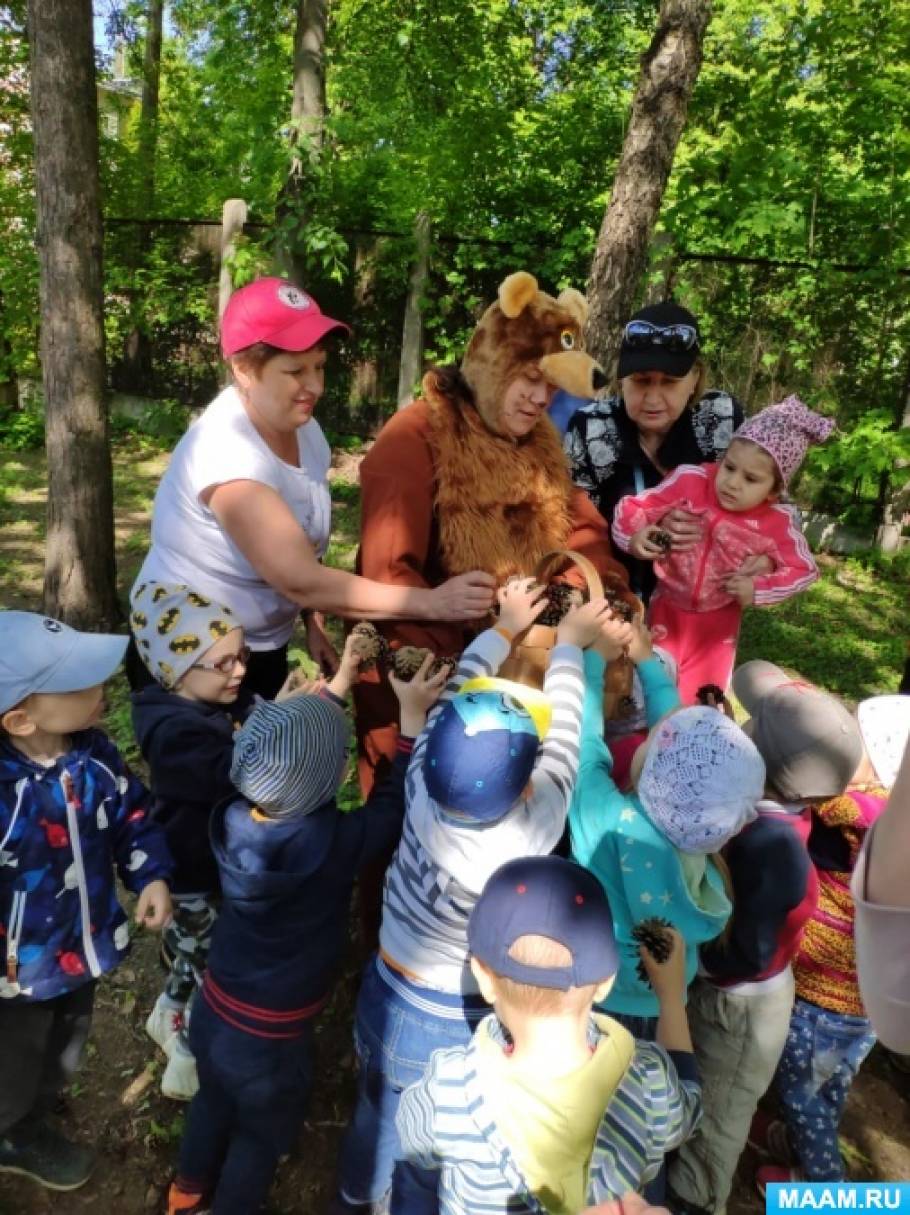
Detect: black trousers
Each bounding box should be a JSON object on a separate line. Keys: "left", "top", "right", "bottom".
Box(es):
{"left": 0, "top": 983, "right": 96, "bottom": 1135}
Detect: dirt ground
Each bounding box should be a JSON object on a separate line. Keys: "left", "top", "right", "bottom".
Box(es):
{"left": 1, "top": 443, "right": 908, "bottom": 1213}
{"left": 2, "top": 916, "right": 908, "bottom": 1215}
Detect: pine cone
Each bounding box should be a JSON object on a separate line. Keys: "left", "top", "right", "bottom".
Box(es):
{"left": 391, "top": 645, "right": 432, "bottom": 681}
{"left": 606, "top": 594, "right": 634, "bottom": 623}
{"left": 631, "top": 917, "right": 674, "bottom": 986}
{"left": 350, "top": 622, "right": 389, "bottom": 668}
{"left": 536, "top": 583, "right": 584, "bottom": 627}
{"left": 652, "top": 529, "right": 673, "bottom": 555}
{"left": 429, "top": 655, "right": 458, "bottom": 679}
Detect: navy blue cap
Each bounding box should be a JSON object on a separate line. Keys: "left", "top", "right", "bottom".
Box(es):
{"left": 468, "top": 856, "right": 619, "bottom": 990}
{"left": 424, "top": 689, "right": 541, "bottom": 822}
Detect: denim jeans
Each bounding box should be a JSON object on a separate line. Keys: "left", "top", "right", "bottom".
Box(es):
{"left": 774, "top": 997, "right": 876, "bottom": 1181}
{"left": 337, "top": 954, "right": 488, "bottom": 1209}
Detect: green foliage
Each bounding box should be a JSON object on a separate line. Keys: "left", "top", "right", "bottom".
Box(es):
{"left": 800, "top": 411, "right": 910, "bottom": 520}
{"left": 0, "top": 406, "right": 44, "bottom": 451}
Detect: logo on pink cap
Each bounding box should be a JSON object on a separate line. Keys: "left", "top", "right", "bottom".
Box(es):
{"left": 277, "top": 284, "right": 312, "bottom": 311}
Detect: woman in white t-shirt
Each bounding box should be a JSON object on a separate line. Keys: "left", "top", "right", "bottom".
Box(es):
{"left": 130, "top": 278, "right": 496, "bottom": 697}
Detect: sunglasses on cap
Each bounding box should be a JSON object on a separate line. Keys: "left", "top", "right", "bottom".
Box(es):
{"left": 622, "top": 320, "right": 699, "bottom": 352}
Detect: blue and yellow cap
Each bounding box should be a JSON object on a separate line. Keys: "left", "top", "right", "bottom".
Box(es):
{"left": 424, "top": 681, "right": 550, "bottom": 822}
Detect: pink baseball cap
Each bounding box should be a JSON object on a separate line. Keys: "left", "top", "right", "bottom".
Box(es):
{"left": 220, "top": 277, "right": 350, "bottom": 357}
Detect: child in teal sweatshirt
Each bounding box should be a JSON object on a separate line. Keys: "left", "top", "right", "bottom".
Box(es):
{"left": 569, "top": 617, "right": 766, "bottom": 1036}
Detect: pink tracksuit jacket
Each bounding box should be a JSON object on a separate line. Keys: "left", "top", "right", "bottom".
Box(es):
{"left": 611, "top": 462, "right": 818, "bottom": 610}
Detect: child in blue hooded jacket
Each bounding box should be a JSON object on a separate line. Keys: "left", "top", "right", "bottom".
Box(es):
{"left": 569, "top": 617, "right": 766, "bottom": 1038}
{"left": 0, "top": 612, "right": 172, "bottom": 1194}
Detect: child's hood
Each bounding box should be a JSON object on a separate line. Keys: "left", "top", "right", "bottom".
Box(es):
{"left": 130, "top": 684, "right": 238, "bottom": 751}
{"left": 637, "top": 706, "right": 765, "bottom": 853}
{"left": 0, "top": 729, "right": 104, "bottom": 788}
{"left": 209, "top": 795, "right": 335, "bottom": 908}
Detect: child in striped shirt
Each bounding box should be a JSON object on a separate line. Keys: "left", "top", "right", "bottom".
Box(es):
{"left": 332, "top": 579, "right": 615, "bottom": 1215}
{"left": 395, "top": 855, "right": 701, "bottom": 1215}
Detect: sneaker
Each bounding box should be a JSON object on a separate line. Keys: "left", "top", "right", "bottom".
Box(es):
{"left": 161, "top": 1036, "right": 199, "bottom": 1101}
{"left": 756, "top": 1164, "right": 802, "bottom": 1196}
{"left": 146, "top": 994, "right": 185, "bottom": 1054}
{"left": 167, "top": 1181, "right": 211, "bottom": 1214}
{"left": 0, "top": 1121, "right": 95, "bottom": 1191}
{"left": 748, "top": 1108, "right": 795, "bottom": 1163}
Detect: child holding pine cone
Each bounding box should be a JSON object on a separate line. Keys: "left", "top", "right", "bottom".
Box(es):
{"left": 612, "top": 397, "right": 833, "bottom": 703}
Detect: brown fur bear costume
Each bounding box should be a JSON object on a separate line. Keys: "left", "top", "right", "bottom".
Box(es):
{"left": 353, "top": 271, "right": 629, "bottom": 796}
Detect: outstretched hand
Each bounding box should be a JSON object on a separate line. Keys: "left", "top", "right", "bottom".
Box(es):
{"left": 390, "top": 654, "right": 451, "bottom": 737}
{"left": 496, "top": 577, "right": 546, "bottom": 637}
{"left": 556, "top": 597, "right": 613, "bottom": 649}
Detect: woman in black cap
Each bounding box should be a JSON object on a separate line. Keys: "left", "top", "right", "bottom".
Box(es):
{"left": 563, "top": 302, "right": 743, "bottom": 602}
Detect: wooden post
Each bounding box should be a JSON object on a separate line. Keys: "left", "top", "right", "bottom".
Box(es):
{"left": 219, "top": 198, "right": 249, "bottom": 322}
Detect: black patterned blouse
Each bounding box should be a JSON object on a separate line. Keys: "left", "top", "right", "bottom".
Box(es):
{"left": 563, "top": 390, "right": 743, "bottom": 599}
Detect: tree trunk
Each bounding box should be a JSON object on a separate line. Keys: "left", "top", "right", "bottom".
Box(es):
{"left": 586, "top": 0, "right": 712, "bottom": 372}
{"left": 291, "top": 0, "right": 327, "bottom": 167}
{"left": 28, "top": 0, "right": 119, "bottom": 629}
{"left": 137, "top": 0, "right": 163, "bottom": 208}
{"left": 397, "top": 211, "right": 431, "bottom": 409}
{"left": 876, "top": 352, "right": 910, "bottom": 553}
{"left": 0, "top": 291, "right": 17, "bottom": 411}
{"left": 348, "top": 239, "right": 380, "bottom": 411}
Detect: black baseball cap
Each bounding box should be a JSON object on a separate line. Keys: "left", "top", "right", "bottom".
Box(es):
{"left": 468, "top": 856, "right": 619, "bottom": 991}
{"left": 617, "top": 301, "right": 701, "bottom": 379}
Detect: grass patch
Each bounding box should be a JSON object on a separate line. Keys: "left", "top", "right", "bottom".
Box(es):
{"left": 2, "top": 443, "right": 906, "bottom": 763}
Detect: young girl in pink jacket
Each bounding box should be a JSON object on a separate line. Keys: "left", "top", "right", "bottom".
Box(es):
{"left": 612, "top": 396, "right": 833, "bottom": 703}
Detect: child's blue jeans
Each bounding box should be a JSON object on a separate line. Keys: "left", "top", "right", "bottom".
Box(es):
{"left": 336, "top": 953, "right": 488, "bottom": 1210}
{"left": 774, "top": 997, "right": 876, "bottom": 1180}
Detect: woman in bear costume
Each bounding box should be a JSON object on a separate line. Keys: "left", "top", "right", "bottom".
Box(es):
{"left": 353, "top": 272, "right": 629, "bottom": 796}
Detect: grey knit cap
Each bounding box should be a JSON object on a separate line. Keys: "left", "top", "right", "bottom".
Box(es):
{"left": 230, "top": 694, "right": 350, "bottom": 817}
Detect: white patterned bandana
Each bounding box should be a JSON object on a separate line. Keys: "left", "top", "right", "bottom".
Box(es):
{"left": 638, "top": 707, "right": 765, "bottom": 854}
{"left": 858, "top": 696, "right": 910, "bottom": 789}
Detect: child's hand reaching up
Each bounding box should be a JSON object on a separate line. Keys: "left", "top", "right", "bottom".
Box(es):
{"left": 556, "top": 598, "right": 612, "bottom": 649}
{"left": 135, "top": 879, "right": 172, "bottom": 932}
{"left": 496, "top": 577, "right": 546, "bottom": 637}
{"left": 390, "top": 654, "right": 451, "bottom": 738}
{"left": 626, "top": 616, "right": 654, "bottom": 666}
{"left": 593, "top": 611, "right": 636, "bottom": 662}
{"left": 326, "top": 632, "right": 366, "bottom": 700}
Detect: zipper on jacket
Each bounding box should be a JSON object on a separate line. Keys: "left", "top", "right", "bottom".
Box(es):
{"left": 60, "top": 770, "right": 102, "bottom": 978}
{"left": 6, "top": 890, "right": 25, "bottom": 983}
{"left": 691, "top": 513, "right": 717, "bottom": 607}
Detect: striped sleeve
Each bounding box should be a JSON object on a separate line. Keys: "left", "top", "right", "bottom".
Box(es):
{"left": 397, "top": 1056, "right": 445, "bottom": 1170}
{"left": 412, "top": 627, "right": 512, "bottom": 766}
{"left": 751, "top": 503, "right": 818, "bottom": 605}
{"left": 591, "top": 1043, "right": 702, "bottom": 1197}
{"left": 526, "top": 642, "right": 585, "bottom": 834}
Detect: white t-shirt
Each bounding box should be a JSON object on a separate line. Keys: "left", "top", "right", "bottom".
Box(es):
{"left": 135, "top": 386, "right": 332, "bottom": 648}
